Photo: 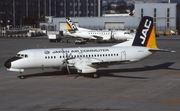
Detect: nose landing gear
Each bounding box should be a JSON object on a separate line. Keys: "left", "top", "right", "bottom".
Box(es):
{"left": 18, "top": 72, "right": 26, "bottom": 79}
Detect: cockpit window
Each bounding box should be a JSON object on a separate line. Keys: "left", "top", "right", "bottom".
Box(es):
{"left": 16, "top": 54, "right": 28, "bottom": 58}
{"left": 16, "top": 54, "right": 20, "bottom": 57}
{"left": 124, "top": 32, "right": 130, "bottom": 34}
{"left": 25, "top": 54, "right": 28, "bottom": 58}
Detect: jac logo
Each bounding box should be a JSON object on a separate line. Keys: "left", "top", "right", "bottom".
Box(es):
{"left": 140, "top": 19, "right": 152, "bottom": 44}
{"left": 66, "top": 19, "right": 77, "bottom": 30}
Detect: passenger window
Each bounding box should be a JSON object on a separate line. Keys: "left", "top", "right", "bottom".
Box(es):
{"left": 25, "top": 54, "right": 28, "bottom": 58}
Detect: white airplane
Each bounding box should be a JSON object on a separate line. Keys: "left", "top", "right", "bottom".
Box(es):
{"left": 4, "top": 16, "right": 175, "bottom": 79}
{"left": 64, "top": 17, "right": 134, "bottom": 41}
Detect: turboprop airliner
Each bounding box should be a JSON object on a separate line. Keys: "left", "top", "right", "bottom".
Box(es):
{"left": 64, "top": 17, "right": 134, "bottom": 41}
{"left": 4, "top": 16, "right": 175, "bottom": 79}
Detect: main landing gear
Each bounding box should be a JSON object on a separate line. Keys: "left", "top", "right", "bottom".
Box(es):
{"left": 18, "top": 75, "right": 25, "bottom": 79}
{"left": 92, "top": 73, "right": 98, "bottom": 78}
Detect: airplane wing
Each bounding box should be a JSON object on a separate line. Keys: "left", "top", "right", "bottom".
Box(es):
{"left": 67, "top": 57, "right": 130, "bottom": 73}
{"left": 91, "top": 60, "right": 130, "bottom": 65}
{"left": 92, "top": 35, "right": 104, "bottom": 39}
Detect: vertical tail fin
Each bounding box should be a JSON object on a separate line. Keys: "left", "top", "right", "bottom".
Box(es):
{"left": 66, "top": 17, "right": 78, "bottom": 31}
{"left": 132, "top": 16, "right": 157, "bottom": 49}
{"left": 129, "top": 10, "right": 135, "bottom": 16}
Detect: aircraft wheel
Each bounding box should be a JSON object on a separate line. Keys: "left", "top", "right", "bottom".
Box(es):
{"left": 92, "top": 74, "right": 98, "bottom": 78}
{"left": 18, "top": 75, "right": 26, "bottom": 79}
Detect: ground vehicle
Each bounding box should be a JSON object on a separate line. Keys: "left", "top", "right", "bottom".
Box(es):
{"left": 48, "top": 34, "right": 62, "bottom": 42}
{"left": 75, "top": 38, "right": 86, "bottom": 44}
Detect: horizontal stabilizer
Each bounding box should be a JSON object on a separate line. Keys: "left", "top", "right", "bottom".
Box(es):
{"left": 148, "top": 49, "right": 176, "bottom": 52}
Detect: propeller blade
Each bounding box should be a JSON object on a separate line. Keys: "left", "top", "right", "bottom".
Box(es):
{"left": 60, "top": 47, "right": 73, "bottom": 74}
{"left": 60, "top": 62, "right": 65, "bottom": 70}
{"left": 66, "top": 65, "right": 71, "bottom": 74}
{"left": 74, "top": 74, "right": 80, "bottom": 79}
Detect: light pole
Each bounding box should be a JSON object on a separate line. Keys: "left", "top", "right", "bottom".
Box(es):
{"left": 20, "top": 16, "right": 25, "bottom": 27}
{"left": 0, "top": 20, "right": 3, "bottom": 36}
{"left": 0, "top": 20, "right": 3, "bottom": 28}
{"left": 7, "top": 20, "right": 10, "bottom": 30}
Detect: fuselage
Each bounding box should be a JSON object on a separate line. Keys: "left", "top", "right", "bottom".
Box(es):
{"left": 4, "top": 46, "right": 153, "bottom": 73}
{"left": 66, "top": 30, "right": 134, "bottom": 40}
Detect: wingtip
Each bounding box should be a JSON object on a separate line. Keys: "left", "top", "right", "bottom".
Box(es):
{"left": 171, "top": 50, "right": 176, "bottom": 53}
{"left": 160, "top": 49, "right": 176, "bottom": 52}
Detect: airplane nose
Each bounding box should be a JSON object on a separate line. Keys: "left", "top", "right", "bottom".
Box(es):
{"left": 4, "top": 60, "right": 11, "bottom": 68}
{"left": 4, "top": 57, "right": 21, "bottom": 69}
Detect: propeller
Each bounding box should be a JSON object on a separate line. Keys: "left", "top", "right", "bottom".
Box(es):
{"left": 60, "top": 48, "right": 72, "bottom": 74}
{"left": 60, "top": 47, "right": 83, "bottom": 78}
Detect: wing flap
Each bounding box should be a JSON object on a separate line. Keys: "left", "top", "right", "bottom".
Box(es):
{"left": 92, "top": 60, "right": 130, "bottom": 65}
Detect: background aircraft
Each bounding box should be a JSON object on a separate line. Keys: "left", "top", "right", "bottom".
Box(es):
{"left": 4, "top": 16, "right": 175, "bottom": 79}
{"left": 64, "top": 17, "right": 134, "bottom": 42}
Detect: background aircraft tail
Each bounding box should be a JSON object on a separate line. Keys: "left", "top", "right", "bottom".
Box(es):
{"left": 129, "top": 10, "right": 135, "bottom": 16}
{"left": 66, "top": 17, "right": 78, "bottom": 31}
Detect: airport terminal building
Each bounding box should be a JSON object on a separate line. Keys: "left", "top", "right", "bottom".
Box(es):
{"left": 47, "top": 3, "right": 177, "bottom": 33}
{"left": 0, "top": 0, "right": 102, "bottom": 26}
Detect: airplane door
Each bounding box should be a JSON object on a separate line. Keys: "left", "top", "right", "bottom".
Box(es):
{"left": 121, "top": 51, "right": 126, "bottom": 60}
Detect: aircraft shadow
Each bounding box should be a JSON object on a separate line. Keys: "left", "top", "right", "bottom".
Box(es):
{"left": 97, "top": 62, "right": 179, "bottom": 79}
{"left": 21, "top": 62, "right": 179, "bottom": 79}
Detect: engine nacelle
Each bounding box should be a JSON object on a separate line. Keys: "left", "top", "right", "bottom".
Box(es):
{"left": 74, "top": 61, "right": 97, "bottom": 73}
{"left": 73, "top": 58, "right": 101, "bottom": 73}
{"left": 78, "top": 66, "right": 97, "bottom": 73}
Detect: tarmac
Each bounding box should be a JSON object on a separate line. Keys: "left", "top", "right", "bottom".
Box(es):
{"left": 0, "top": 35, "right": 180, "bottom": 111}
